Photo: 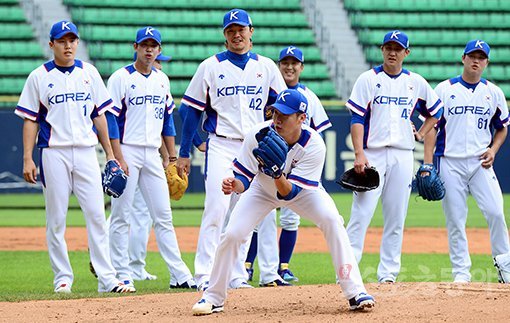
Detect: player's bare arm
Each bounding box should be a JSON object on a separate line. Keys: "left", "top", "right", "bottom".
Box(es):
{"left": 415, "top": 115, "right": 440, "bottom": 143}
{"left": 351, "top": 123, "right": 369, "bottom": 173}
{"left": 22, "top": 119, "right": 38, "bottom": 184}
{"left": 274, "top": 176, "right": 293, "bottom": 197}
{"left": 222, "top": 177, "right": 245, "bottom": 195}
{"left": 109, "top": 139, "right": 128, "bottom": 175}
{"left": 162, "top": 135, "right": 177, "bottom": 167}
{"left": 481, "top": 126, "right": 507, "bottom": 168}
{"left": 93, "top": 114, "right": 115, "bottom": 161}
{"left": 423, "top": 127, "right": 438, "bottom": 164}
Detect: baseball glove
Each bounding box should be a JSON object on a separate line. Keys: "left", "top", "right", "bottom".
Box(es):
{"left": 337, "top": 166, "right": 380, "bottom": 192}
{"left": 165, "top": 162, "right": 188, "bottom": 200}
{"left": 102, "top": 159, "right": 127, "bottom": 198}
{"left": 414, "top": 164, "right": 445, "bottom": 201}
{"left": 252, "top": 127, "right": 289, "bottom": 179}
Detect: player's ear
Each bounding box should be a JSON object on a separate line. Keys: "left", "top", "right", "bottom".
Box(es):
{"left": 49, "top": 41, "right": 54, "bottom": 49}
{"left": 133, "top": 43, "right": 138, "bottom": 51}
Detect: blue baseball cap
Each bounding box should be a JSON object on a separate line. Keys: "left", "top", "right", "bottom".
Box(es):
{"left": 136, "top": 26, "right": 161, "bottom": 44}
{"left": 382, "top": 30, "right": 409, "bottom": 49}
{"left": 464, "top": 40, "right": 490, "bottom": 58}
{"left": 271, "top": 89, "right": 308, "bottom": 115}
{"left": 49, "top": 20, "right": 79, "bottom": 40}
{"left": 279, "top": 46, "right": 304, "bottom": 63}
{"left": 223, "top": 9, "right": 252, "bottom": 29}
{"left": 133, "top": 52, "right": 172, "bottom": 61}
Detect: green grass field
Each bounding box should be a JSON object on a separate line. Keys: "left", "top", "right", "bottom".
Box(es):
{"left": 0, "top": 193, "right": 507, "bottom": 301}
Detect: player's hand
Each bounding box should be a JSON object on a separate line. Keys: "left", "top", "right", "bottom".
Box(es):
{"left": 177, "top": 157, "right": 191, "bottom": 177}
{"left": 117, "top": 158, "right": 130, "bottom": 176}
{"left": 197, "top": 142, "right": 207, "bottom": 153}
{"left": 23, "top": 158, "right": 37, "bottom": 184}
{"left": 480, "top": 148, "right": 495, "bottom": 168}
{"left": 222, "top": 177, "right": 236, "bottom": 195}
{"left": 412, "top": 121, "right": 424, "bottom": 142}
{"left": 353, "top": 152, "right": 370, "bottom": 174}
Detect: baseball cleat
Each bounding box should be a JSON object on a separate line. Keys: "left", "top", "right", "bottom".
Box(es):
{"left": 54, "top": 283, "right": 71, "bottom": 293}
{"left": 197, "top": 281, "right": 209, "bottom": 292}
{"left": 349, "top": 292, "right": 375, "bottom": 311}
{"left": 378, "top": 277, "right": 395, "bottom": 283}
{"left": 170, "top": 279, "right": 197, "bottom": 289}
{"left": 110, "top": 282, "right": 136, "bottom": 293}
{"left": 279, "top": 264, "right": 299, "bottom": 282}
{"left": 192, "top": 298, "right": 224, "bottom": 316}
{"left": 259, "top": 277, "right": 292, "bottom": 287}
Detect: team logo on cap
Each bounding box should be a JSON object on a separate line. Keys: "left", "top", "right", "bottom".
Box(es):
{"left": 145, "top": 27, "right": 154, "bottom": 36}
{"left": 229, "top": 10, "right": 239, "bottom": 20}
{"left": 299, "top": 102, "right": 307, "bottom": 112}
{"left": 475, "top": 40, "right": 485, "bottom": 49}
{"left": 286, "top": 46, "right": 296, "bottom": 54}
{"left": 278, "top": 91, "right": 290, "bottom": 102}
{"left": 391, "top": 31, "right": 401, "bottom": 39}
{"left": 61, "top": 21, "right": 71, "bottom": 31}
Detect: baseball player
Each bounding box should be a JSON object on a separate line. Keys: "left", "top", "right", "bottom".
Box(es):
{"left": 107, "top": 26, "right": 195, "bottom": 290}
{"left": 176, "top": 9, "right": 287, "bottom": 290}
{"left": 126, "top": 52, "right": 171, "bottom": 281}
{"left": 424, "top": 40, "right": 510, "bottom": 283}
{"left": 15, "top": 20, "right": 134, "bottom": 293}
{"left": 245, "top": 45, "right": 332, "bottom": 283}
{"left": 192, "top": 89, "right": 375, "bottom": 315}
{"left": 345, "top": 30, "right": 443, "bottom": 283}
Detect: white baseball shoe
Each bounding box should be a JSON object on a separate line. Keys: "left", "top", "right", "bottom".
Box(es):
{"left": 349, "top": 292, "right": 375, "bottom": 311}
{"left": 192, "top": 298, "right": 224, "bottom": 316}
{"left": 54, "top": 283, "right": 71, "bottom": 293}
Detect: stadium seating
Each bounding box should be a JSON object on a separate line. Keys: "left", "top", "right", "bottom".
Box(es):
{"left": 0, "top": 1, "right": 45, "bottom": 104}
{"left": 63, "top": 0, "right": 338, "bottom": 99}
{"left": 344, "top": 0, "right": 510, "bottom": 96}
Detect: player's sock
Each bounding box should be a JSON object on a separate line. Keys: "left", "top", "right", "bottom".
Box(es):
{"left": 279, "top": 229, "right": 297, "bottom": 264}
{"left": 245, "top": 232, "right": 258, "bottom": 263}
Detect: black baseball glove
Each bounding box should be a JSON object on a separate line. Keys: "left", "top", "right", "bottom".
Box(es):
{"left": 102, "top": 160, "right": 128, "bottom": 198}
{"left": 414, "top": 164, "right": 445, "bottom": 201}
{"left": 252, "top": 127, "right": 289, "bottom": 179}
{"left": 337, "top": 166, "right": 380, "bottom": 192}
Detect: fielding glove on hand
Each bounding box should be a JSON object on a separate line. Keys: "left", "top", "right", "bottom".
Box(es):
{"left": 415, "top": 163, "right": 445, "bottom": 201}
{"left": 252, "top": 127, "right": 289, "bottom": 179}
{"left": 337, "top": 166, "right": 380, "bottom": 192}
{"left": 102, "top": 160, "right": 127, "bottom": 198}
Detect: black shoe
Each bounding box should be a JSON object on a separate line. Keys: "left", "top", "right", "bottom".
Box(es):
{"left": 259, "top": 278, "right": 292, "bottom": 287}
{"left": 170, "top": 279, "right": 197, "bottom": 289}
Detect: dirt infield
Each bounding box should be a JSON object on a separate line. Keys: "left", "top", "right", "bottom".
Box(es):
{"left": 0, "top": 226, "right": 496, "bottom": 254}
{"left": 2, "top": 227, "right": 508, "bottom": 322}
{"left": 2, "top": 282, "right": 510, "bottom": 322}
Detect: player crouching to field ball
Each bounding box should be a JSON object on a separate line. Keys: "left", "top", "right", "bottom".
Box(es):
{"left": 15, "top": 20, "right": 134, "bottom": 293}
{"left": 192, "top": 89, "right": 375, "bottom": 315}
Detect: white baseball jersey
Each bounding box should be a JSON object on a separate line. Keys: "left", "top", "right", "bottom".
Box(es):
{"left": 233, "top": 121, "right": 324, "bottom": 192}
{"left": 107, "top": 64, "right": 175, "bottom": 148}
{"left": 295, "top": 83, "right": 331, "bottom": 132}
{"left": 182, "top": 52, "right": 287, "bottom": 139}
{"left": 15, "top": 60, "right": 114, "bottom": 147}
{"left": 434, "top": 76, "right": 509, "bottom": 158}
{"left": 346, "top": 65, "right": 442, "bottom": 150}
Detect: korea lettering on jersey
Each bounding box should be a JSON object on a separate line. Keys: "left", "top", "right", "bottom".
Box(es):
{"left": 434, "top": 77, "right": 509, "bottom": 158}
{"left": 231, "top": 121, "right": 325, "bottom": 195}
{"left": 296, "top": 84, "right": 331, "bottom": 132}
{"left": 182, "top": 53, "right": 287, "bottom": 139}
{"left": 346, "top": 65, "right": 442, "bottom": 150}
{"left": 15, "top": 60, "right": 114, "bottom": 147}
{"left": 107, "top": 64, "right": 175, "bottom": 148}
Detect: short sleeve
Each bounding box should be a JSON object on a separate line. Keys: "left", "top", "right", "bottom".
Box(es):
{"left": 181, "top": 61, "right": 209, "bottom": 111}
{"left": 346, "top": 71, "right": 374, "bottom": 116}
{"left": 15, "top": 71, "right": 40, "bottom": 121}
